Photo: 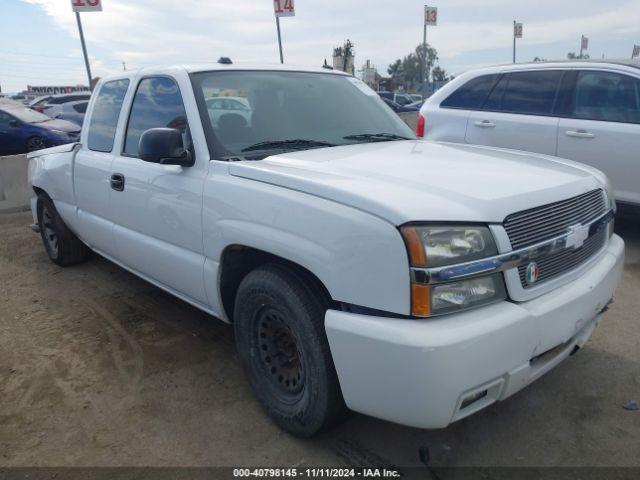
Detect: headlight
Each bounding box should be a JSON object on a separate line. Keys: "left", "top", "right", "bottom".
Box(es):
{"left": 430, "top": 274, "right": 506, "bottom": 315}
{"left": 50, "top": 129, "right": 70, "bottom": 137}
{"left": 401, "top": 225, "right": 498, "bottom": 267}
{"left": 401, "top": 224, "right": 505, "bottom": 317}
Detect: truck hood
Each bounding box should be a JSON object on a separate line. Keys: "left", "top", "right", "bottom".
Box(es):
{"left": 228, "top": 140, "right": 607, "bottom": 225}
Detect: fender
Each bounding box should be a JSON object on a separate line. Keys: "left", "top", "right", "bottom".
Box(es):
{"left": 203, "top": 169, "right": 412, "bottom": 316}
{"left": 28, "top": 143, "right": 80, "bottom": 225}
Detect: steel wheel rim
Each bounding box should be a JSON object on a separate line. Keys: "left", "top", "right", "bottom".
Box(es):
{"left": 27, "top": 137, "right": 45, "bottom": 152}
{"left": 256, "top": 307, "right": 305, "bottom": 398}
{"left": 42, "top": 207, "right": 58, "bottom": 257}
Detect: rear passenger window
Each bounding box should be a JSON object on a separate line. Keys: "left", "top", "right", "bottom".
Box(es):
{"left": 441, "top": 74, "right": 498, "bottom": 110}
{"left": 87, "top": 79, "right": 130, "bottom": 152}
{"left": 123, "top": 77, "right": 188, "bottom": 157}
{"left": 499, "top": 71, "right": 562, "bottom": 115}
{"left": 572, "top": 71, "right": 640, "bottom": 124}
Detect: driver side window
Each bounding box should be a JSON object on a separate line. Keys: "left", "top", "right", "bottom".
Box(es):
{"left": 123, "top": 76, "right": 189, "bottom": 157}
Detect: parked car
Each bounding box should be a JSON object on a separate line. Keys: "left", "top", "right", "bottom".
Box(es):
{"left": 205, "top": 96, "right": 252, "bottom": 127}
{"left": 378, "top": 91, "right": 414, "bottom": 106}
{"left": 28, "top": 64, "right": 623, "bottom": 437}
{"left": 382, "top": 97, "right": 419, "bottom": 113}
{"left": 408, "top": 93, "right": 423, "bottom": 103}
{"left": 419, "top": 60, "right": 640, "bottom": 209}
{"left": 29, "top": 96, "right": 54, "bottom": 113}
{"left": 41, "top": 93, "right": 92, "bottom": 118}
{"left": 0, "top": 105, "right": 81, "bottom": 155}
{"left": 51, "top": 100, "right": 89, "bottom": 126}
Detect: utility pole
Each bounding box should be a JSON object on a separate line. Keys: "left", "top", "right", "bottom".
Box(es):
{"left": 75, "top": 12, "right": 93, "bottom": 90}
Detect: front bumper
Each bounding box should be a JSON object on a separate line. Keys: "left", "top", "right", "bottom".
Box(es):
{"left": 325, "top": 234, "right": 624, "bottom": 429}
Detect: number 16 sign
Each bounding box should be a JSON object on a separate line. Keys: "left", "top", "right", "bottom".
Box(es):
{"left": 274, "top": 0, "right": 295, "bottom": 17}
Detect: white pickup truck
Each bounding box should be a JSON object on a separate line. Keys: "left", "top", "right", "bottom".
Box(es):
{"left": 28, "top": 63, "right": 624, "bottom": 437}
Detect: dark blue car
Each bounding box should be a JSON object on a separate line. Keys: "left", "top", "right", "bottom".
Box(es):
{"left": 0, "top": 105, "right": 80, "bottom": 155}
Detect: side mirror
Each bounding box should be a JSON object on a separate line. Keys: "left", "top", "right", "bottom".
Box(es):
{"left": 138, "top": 128, "right": 194, "bottom": 166}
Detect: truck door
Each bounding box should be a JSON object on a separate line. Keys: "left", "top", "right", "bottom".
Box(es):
{"left": 465, "top": 70, "right": 562, "bottom": 156}
{"left": 109, "top": 75, "right": 208, "bottom": 305}
{"left": 74, "top": 78, "right": 130, "bottom": 256}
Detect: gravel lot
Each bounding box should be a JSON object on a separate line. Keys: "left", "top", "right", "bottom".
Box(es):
{"left": 1, "top": 211, "right": 639, "bottom": 472}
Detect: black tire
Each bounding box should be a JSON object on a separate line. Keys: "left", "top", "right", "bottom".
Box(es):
{"left": 234, "top": 264, "right": 346, "bottom": 437}
{"left": 37, "top": 194, "right": 89, "bottom": 266}
{"left": 26, "top": 136, "right": 46, "bottom": 152}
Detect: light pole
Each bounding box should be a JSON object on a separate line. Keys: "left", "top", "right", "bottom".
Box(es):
{"left": 513, "top": 21, "right": 516, "bottom": 64}
{"left": 422, "top": 6, "right": 438, "bottom": 100}
{"left": 75, "top": 12, "right": 93, "bottom": 89}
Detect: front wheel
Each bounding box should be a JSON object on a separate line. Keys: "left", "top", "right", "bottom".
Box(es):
{"left": 37, "top": 194, "right": 89, "bottom": 266}
{"left": 234, "top": 264, "right": 346, "bottom": 437}
{"left": 26, "top": 136, "right": 46, "bottom": 152}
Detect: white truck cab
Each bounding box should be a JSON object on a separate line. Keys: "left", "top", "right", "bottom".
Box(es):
{"left": 28, "top": 62, "right": 624, "bottom": 437}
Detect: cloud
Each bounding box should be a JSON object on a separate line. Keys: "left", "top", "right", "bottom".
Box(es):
{"left": 17, "top": 0, "right": 640, "bottom": 82}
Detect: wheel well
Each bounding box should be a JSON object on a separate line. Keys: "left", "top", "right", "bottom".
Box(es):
{"left": 33, "top": 186, "right": 46, "bottom": 197}
{"left": 219, "top": 245, "right": 335, "bottom": 322}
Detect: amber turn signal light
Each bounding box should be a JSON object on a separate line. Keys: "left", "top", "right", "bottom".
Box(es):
{"left": 401, "top": 226, "right": 427, "bottom": 267}
{"left": 411, "top": 283, "right": 431, "bottom": 317}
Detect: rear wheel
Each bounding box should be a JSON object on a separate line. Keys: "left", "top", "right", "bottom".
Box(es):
{"left": 37, "top": 194, "right": 89, "bottom": 266}
{"left": 234, "top": 264, "right": 346, "bottom": 437}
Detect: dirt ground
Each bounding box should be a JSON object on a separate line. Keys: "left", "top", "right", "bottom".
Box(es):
{"left": 1, "top": 211, "right": 639, "bottom": 472}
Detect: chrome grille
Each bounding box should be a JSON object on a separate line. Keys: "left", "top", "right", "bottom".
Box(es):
{"left": 504, "top": 189, "right": 606, "bottom": 250}
{"left": 518, "top": 227, "right": 607, "bottom": 288}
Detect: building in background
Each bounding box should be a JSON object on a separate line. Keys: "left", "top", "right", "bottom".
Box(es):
{"left": 332, "top": 40, "right": 355, "bottom": 75}
{"left": 27, "top": 85, "right": 90, "bottom": 95}
{"left": 360, "top": 60, "right": 380, "bottom": 90}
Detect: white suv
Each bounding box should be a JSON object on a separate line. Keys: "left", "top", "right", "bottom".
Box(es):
{"left": 419, "top": 61, "right": 640, "bottom": 209}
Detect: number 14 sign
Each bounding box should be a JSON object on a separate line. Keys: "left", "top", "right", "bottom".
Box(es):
{"left": 274, "top": 0, "right": 295, "bottom": 17}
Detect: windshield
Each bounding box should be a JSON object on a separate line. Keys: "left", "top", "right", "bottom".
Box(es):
{"left": 191, "top": 70, "right": 415, "bottom": 158}
{"left": 8, "top": 107, "right": 51, "bottom": 123}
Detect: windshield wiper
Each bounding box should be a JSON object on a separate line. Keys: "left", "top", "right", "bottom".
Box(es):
{"left": 343, "top": 133, "right": 412, "bottom": 142}
{"left": 241, "top": 139, "right": 335, "bottom": 153}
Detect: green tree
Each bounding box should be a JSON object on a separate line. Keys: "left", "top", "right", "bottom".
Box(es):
{"left": 431, "top": 66, "right": 449, "bottom": 82}
{"left": 388, "top": 43, "right": 438, "bottom": 90}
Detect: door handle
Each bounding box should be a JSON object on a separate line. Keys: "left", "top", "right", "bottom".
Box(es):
{"left": 110, "top": 173, "right": 125, "bottom": 192}
{"left": 474, "top": 120, "right": 496, "bottom": 128}
{"left": 565, "top": 130, "right": 595, "bottom": 139}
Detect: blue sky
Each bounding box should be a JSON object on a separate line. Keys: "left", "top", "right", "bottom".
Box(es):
{"left": 1, "top": 0, "right": 639, "bottom": 93}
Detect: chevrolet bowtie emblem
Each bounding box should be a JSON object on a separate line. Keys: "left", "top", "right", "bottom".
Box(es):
{"left": 565, "top": 224, "right": 590, "bottom": 249}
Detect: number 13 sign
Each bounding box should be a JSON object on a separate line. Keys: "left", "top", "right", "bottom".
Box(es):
{"left": 70, "top": 0, "right": 102, "bottom": 12}
{"left": 424, "top": 6, "right": 437, "bottom": 26}
{"left": 274, "top": 0, "right": 295, "bottom": 17}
